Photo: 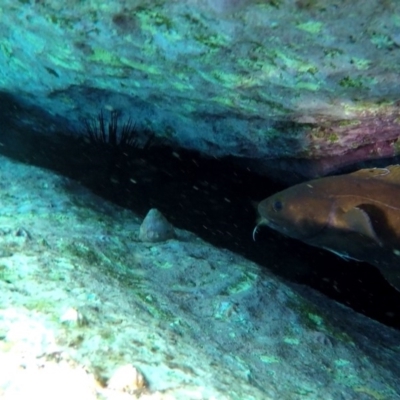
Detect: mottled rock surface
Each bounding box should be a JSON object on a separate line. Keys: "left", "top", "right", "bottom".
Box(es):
{"left": 1, "top": 0, "right": 400, "bottom": 179}
{"left": 0, "top": 153, "right": 399, "bottom": 399}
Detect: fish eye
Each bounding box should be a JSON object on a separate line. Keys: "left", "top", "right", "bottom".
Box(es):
{"left": 273, "top": 200, "right": 283, "bottom": 212}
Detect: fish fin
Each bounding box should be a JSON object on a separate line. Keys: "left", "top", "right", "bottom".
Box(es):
{"left": 351, "top": 165, "right": 400, "bottom": 185}
{"left": 342, "top": 207, "right": 381, "bottom": 245}
{"left": 379, "top": 269, "right": 400, "bottom": 293}
{"left": 322, "top": 247, "right": 361, "bottom": 262}
{"left": 381, "top": 165, "right": 400, "bottom": 185}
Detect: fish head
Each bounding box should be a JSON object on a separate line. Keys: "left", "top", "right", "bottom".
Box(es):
{"left": 257, "top": 182, "right": 333, "bottom": 241}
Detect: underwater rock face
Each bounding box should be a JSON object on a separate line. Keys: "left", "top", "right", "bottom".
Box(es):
{"left": 1, "top": 154, "right": 400, "bottom": 399}
{"left": 139, "top": 208, "right": 176, "bottom": 242}
{"left": 1, "top": 0, "right": 400, "bottom": 179}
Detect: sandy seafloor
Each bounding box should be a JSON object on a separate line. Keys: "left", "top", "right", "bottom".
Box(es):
{"left": 0, "top": 154, "right": 400, "bottom": 400}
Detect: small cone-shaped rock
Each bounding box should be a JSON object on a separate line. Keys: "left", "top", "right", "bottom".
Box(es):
{"left": 139, "top": 208, "right": 176, "bottom": 242}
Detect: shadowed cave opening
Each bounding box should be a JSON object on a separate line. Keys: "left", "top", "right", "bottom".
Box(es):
{"left": 1, "top": 94, "right": 399, "bottom": 331}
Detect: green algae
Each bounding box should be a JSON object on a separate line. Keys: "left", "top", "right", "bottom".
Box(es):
{"left": 21, "top": 30, "right": 46, "bottom": 53}
{"left": 153, "top": 260, "right": 174, "bottom": 269}
{"left": 286, "top": 295, "right": 353, "bottom": 343}
{"left": 150, "top": 13, "right": 174, "bottom": 30}
{"left": 337, "top": 119, "right": 361, "bottom": 127}
{"left": 308, "top": 313, "right": 323, "bottom": 327}
{"left": 259, "top": 355, "right": 280, "bottom": 364}
{"left": 0, "top": 40, "right": 13, "bottom": 58}
{"left": 135, "top": 7, "right": 175, "bottom": 33}
{"left": 324, "top": 48, "right": 344, "bottom": 58}
{"left": 354, "top": 386, "right": 394, "bottom": 400}
{"left": 134, "top": 290, "right": 178, "bottom": 322}
{"left": 212, "top": 95, "right": 236, "bottom": 108}
{"left": 120, "top": 56, "right": 160, "bottom": 74}
{"left": 60, "top": 237, "right": 179, "bottom": 323}
{"left": 88, "top": 48, "right": 121, "bottom": 66}
{"left": 226, "top": 271, "right": 258, "bottom": 295}
{"left": 89, "top": 47, "right": 160, "bottom": 75}
{"left": 370, "top": 32, "right": 394, "bottom": 49}
{"left": 283, "top": 337, "right": 300, "bottom": 345}
{"left": 328, "top": 133, "right": 339, "bottom": 143}
{"left": 0, "top": 264, "right": 16, "bottom": 283}
{"left": 24, "top": 298, "right": 56, "bottom": 313}
{"left": 339, "top": 76, "right": 366, "bottom": 89}
{"left": 351, "top": 57, "right": 371, "bottom": 70}
{"left": 295, "top": 81, "right": 320, "bottom": 91}
{"left": 65, "top": 241, "right": 106, "bottom": 267}
{"left": 275, "top": 49, "right": 318, "bottom": 75}
{"left": 48, "top": 53, "right": 83, "bottom": 71}
{"left": 193, "top": 32, "right": 229, "bottom": 50}
{"left": 297, "top": 21, "right": 323, "bottom": 34}
{"left": 171, "top": 76, "right": 194, "bottom": 92}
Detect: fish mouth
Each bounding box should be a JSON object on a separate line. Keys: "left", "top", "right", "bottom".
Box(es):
{"left": 260, "top": 217, "right": 287, "bottom": 232}
{"left": 253, "top": 217, "right": 289, "bottom": 238}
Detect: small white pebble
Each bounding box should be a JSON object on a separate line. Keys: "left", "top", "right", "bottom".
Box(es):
{"left": 60, "top": 308, "right": 87, "bottom": 326}
{"left": 107, "top": 364, "right": 145, "bottom": 393}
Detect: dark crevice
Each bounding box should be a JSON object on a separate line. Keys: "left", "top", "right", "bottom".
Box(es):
{"left": 0, "top": 99, "right": 399, "bottom": 330}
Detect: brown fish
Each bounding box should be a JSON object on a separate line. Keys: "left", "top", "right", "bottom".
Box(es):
{"left": 255, "top": 165, "right": 400, "bottom": 291}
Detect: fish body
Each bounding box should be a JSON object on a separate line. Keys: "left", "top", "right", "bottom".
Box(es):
{"left": 256, "top": 165, "right": 400, "bottom": 290}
